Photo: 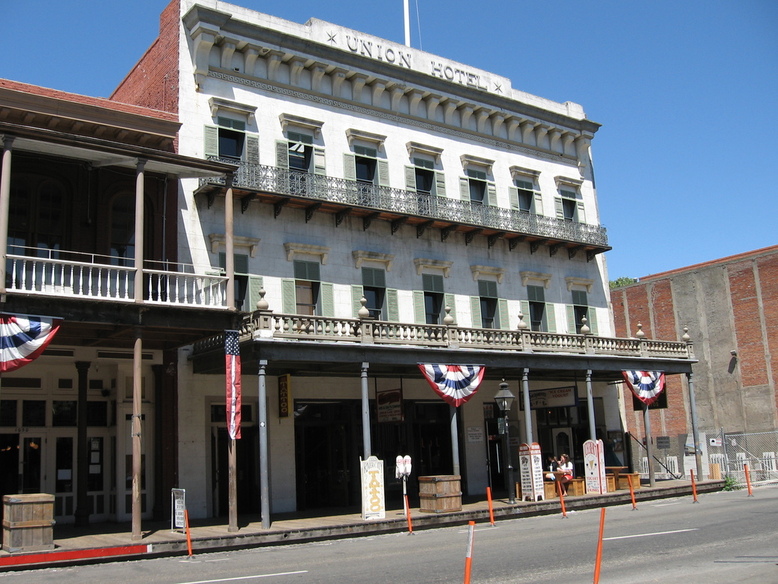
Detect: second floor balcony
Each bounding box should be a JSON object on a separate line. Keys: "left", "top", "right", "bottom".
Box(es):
{"left": 198, "top": 162, "right": 610, "bottom": 259}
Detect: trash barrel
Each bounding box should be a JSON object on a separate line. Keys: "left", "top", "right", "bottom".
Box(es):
{"left": 418, "top": 475, "right": 462, "bottom": 513}
{"left": 2, "top": 493, "right": 56, "bottom": 553}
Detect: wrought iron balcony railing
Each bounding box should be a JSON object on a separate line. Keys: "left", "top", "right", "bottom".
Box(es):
{"left": 200, "top": 162, "right": 609, "bottom": 248}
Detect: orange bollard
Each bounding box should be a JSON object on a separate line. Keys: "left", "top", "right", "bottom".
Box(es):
{"left": 405, "top": 494, "right": 414, "bottom": 534}
{"left": 463, "top": 520, "right": 476, "bottom": 584}
{"left": 592, "top": 508, "right": 606, "bottom": 584}
{"left": 626, "top": 474, "right": 637, "bottom": 510}
{"left": 556, "top": 479, "right": 568, "bottom": 518}
{"left": 486, "top": 486, "right": 495, "bottom": 526}
{"left": 744, "top": 464, "right": 753, "bottom": 497}
{"left": 690, "top": 469, "right": 699, "bottom": 503}
{"left": 184, "top": 509, "right": 193, "bottom": 557}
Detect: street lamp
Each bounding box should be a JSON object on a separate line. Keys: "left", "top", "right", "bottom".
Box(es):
{"left": 494, "top": 380, "right": 516, "bottom": 504}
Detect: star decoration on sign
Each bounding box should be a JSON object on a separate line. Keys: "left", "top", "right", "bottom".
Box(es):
{"left": 327, "top": 31, "right": 337, "bottom": 44}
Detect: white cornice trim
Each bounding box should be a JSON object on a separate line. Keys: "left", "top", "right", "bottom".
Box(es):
{"left": 414, "top": 258, "right": 453, "bottom": 277}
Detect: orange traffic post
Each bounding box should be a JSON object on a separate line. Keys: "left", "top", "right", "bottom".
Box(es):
{"left": 593, "top": 507, "right": 606, "bottom": 584}
{"left": 184, "top": 509, "right": 194, "bottom": 557}
{"left": 690, "top": 469, "right": 699, "bottom": 503}
{"left": 486, "top": 486, "right": 495, "bottom": 526}
{"left": 405, "top": 494, "right": 414, "bottom": 534}
{"left": 556, "top": 479, "right": 568, "bottom": 518}
{"left": 463, "top": 520, "right": 476, "bottom": 584}
{"left": 626, "top": 474, "right": 638, "bottom": 510}
{"left": 744, "top": 463, "right": 753, "bottom": 497}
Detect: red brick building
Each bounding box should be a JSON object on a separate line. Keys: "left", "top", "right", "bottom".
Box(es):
{"left": 611, "top": 246, "right": 778, "bottom": 477}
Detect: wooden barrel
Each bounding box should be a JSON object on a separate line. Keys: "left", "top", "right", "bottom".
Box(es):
{"left": 418, "top": 475, "right": 462, "bottom": 513}
{"left": 2, "top": 494, "right": 56, "bottom": 553}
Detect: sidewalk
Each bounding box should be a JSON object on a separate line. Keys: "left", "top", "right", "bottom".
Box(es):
{"left": 0, "top": 479, "right": 723, "bottom": 571}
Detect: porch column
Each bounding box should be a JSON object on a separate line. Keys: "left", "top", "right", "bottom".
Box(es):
{"left": 74, "top": 361, "right": 91, "bottom": 527}
{"left": 134, "top": 159, "right": 147, "bottom": 304}
{"left": 450, "top": 405, "right": 460, "bottom": 476}
{"left": 131, "top": 330, "right": 143, "bottom": 540}
{"left": 643, "top": 403, "right": 655, "bottom": 488}
{"left": 585, "top": 370, "right": 597, "bottom": 442}
{"left": 686, "top": 371, "right": 703, "bottom": 480}
{"left": 224, "top": 174, "right": 235, "bottom": 310}
{"left": 361, "top": 362, "right": 371, "bottom": 459}
{"left": 521, "top": 368, "right": 533, "bottom": 444}
{"left": 0, "top": 136, "right": 14, "bottom": 296}
{"left": 258, "top": 359, "right": 270, "bottom": 529}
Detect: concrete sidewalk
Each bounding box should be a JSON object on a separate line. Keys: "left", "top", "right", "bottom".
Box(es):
{"left": 0, "top": 479, "right": 723, "bottom": 571}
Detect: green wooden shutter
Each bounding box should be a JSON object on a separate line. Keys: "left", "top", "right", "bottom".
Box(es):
{"left": 533, "top": 192, "right": 544, "bottom": 215}
{"left": 498, "top": 298, "right": 509, "bottom": 329}
{"left": 576, "top": 201, "right": 586, "bottom": 223}
{"left": 313, "top": 147, "right": 326, "bottom": 176}
{"left": 386, "top": 289, "right": 399, "bottom": 321}
{"left": 444, "top": 293, "right": 456, "bottom": 322}
{"left": 275, "top": 140, "right": 289, "bottom": 169}
{"left": 247, "top": 275, "right": 264, "bottom": 312}
{"left": 519, "top": 300, "right": 530, "bottom": 326}
{"left": 434, "top": 171, "right": 446, "bottom": 196}
{"left": 245, "top": 133, "right": 259, "bottom": 165}
{"left": 508, "top": 186, "right": 519, "bottom": 210}
{"left": 554, "top": 196, "right": 564, "bottom": 220}
{"left": 486, "top": 181, "right": 497, "bottom": 206}
{"left": 470, "top": 296, "right": 482, "bottom": 328}
{"left": 566, "top": 304, "right": 576, "bottom": 333}
{"left": 404, "top": 166, "right": 417, "bottom": 190}
{"left": 204, "top": 125, "right": 219, "bottom": 158}
{"left": 545, "top": 303, "right": 556, "bottom": 333}
{"left": 587, "top": 307, "right": 599, "bottom": 335}
{"left": 343, "top": 153, "right": 357, "bottom": 181}
{"left": 321, "top": 283, "right": 334, "bottom": 317}
{"left": 376, "top": 159, "right": 390, "bottom": 187}
{"left": 413, "top": 290, "right": 425, "bottom": 324}
{"left": 281, "top": 279, "right": 296, "bottom": 313}
{"left": 459, "top": 177, "right": 470, "bottom": 201}
{"left": 351, "top": 285, "right": 364, "bottom": 317}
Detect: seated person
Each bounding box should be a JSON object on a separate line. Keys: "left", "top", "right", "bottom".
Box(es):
{"left": 556, "top": 453, "right": 574, "bottom": 494}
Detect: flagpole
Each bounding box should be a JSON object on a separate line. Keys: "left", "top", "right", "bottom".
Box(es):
{"left": 643, "top": 403, "right": 655, "bottom": 487}
{"left": 228, "top": 437, "right": 237, "bottom": 532}
{"left": 450, "top": 405, "right": 460, "bottom": 477}
{"left": 403, "top": 0, "right": 410, "bottom": 47}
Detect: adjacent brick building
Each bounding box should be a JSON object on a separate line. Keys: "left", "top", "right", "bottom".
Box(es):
{"left": 611, "top": 245, "right": 778, "bottom": 477}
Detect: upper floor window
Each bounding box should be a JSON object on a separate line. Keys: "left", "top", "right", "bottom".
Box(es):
{"left": 422, "top": 273, "right": 444, "bottom": 324}
{"left": 9, "top": 176, "right": 68, "bottom": 257}
{"left": 362, "top": 267, "right": 386, "bottom": 319}
{"left": 477, "top": 280, "right": 498, "bottom": 329}
{"left": 527, "top": 285, "right": 547, "bottom": 332}
{"left": 204, "top": 116, "right": 259, "bottom": 164}
{"left": 554, "top": 176, "right": 586, "bottom": 223}
{"left": 571, "top": 289, "right": 589, "bottom": 333}
{"left": 276, "top": 131, "right": 326, "bottom": 176}
{"left": 293, "top": 260, "right": 321, "bottom": 316}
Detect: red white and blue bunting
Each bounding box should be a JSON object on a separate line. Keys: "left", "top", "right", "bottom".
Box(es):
{"left": 622, "top": 370, "right": 666, "bottom": 405}
{"left": 418, "top": 364, "right": 485, "bottom": 407}
{"left": 0, "top": 313, "right": 62, "bottom": 373}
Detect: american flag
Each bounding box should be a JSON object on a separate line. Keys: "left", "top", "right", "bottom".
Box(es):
{"left": 225, "top": 330, "right": 242, "bottom": 439}
{"left": 0, "top": 313, "right": 62, "bottom": 373}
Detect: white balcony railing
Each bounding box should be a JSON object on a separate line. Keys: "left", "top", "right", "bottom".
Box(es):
{"left": 6, "top": 247, "right": 229, "bottom": 309}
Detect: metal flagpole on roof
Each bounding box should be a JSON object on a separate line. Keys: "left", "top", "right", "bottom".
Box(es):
{"left": 403, "top": 0, "right": 410, "bottom": 47}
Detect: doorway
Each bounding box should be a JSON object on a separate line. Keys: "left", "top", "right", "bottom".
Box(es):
{"left": 211, "top": 426, "right": 260, "bottom": 517}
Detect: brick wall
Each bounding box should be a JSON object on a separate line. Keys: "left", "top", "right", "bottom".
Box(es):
{"left": 111, "top": 0, "right": 180, "bottom": 115}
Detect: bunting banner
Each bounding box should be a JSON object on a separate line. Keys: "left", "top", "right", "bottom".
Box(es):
{"left": 225, "top": 330, "right": 242, "bottom": 439}
{"left": 0, "top": 313, "right": 62, "bottom": 373}
{"left": 418, "top": 364, "right": 485, "bottom": 407}
{"left": 622, "top": 370, "right": 666, "bottom": 405}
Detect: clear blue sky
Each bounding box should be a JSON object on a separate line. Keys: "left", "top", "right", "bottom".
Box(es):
{"left": 2, "top": 0, "right": 776, "bottom": 280}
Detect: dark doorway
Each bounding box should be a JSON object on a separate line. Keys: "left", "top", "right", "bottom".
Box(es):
{"left": 212, "top": 426, "right": 260, "bottom": 517}
{"left": 0, "top": 434, "right": 20, "bottom": 522}
{"left": 294, "top": 401, "right": 362, "bottom": 510}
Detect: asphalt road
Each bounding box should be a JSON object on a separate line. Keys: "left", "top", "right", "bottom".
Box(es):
{"left": 3, "top": 486, "right": 776, "bottom": 583}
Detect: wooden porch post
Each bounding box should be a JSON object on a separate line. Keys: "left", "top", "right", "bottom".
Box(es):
{"left": 0, "top": 137, "right": 14, "bottom": 297}
{"left": 74, "top": 361, "right": 91, "bottom": 527}
{"left": 134, "top": 159, "right": 146, "bottom": 304}
{"left": 131, "top": 330, "right": 143, "bottom": 540}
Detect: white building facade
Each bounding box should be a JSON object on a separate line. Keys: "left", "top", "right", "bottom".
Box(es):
{"left": 107, "top": 0, "right": 695, "bottom": 521}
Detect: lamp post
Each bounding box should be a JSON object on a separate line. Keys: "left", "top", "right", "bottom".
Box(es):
{"left": 495, "top": 380, "right": 516, "bottom": 504}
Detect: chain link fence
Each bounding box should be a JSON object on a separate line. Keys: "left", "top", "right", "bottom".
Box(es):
{"left": 707, "top": 430, "right": 778, "bottom": 487}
